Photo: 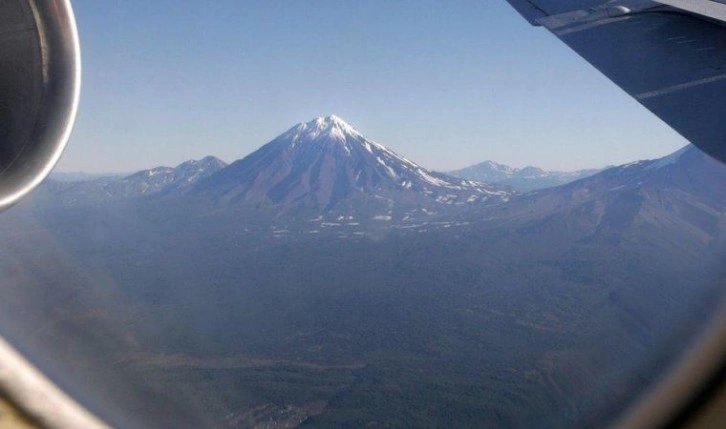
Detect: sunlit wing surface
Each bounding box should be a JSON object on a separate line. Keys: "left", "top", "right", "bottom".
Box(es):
{"left": 506, "top": 0, "right": 726, "bottom": 164}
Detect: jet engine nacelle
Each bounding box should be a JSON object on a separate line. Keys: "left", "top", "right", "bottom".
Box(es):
{"left": 0, "top": 0, "right": 80, "bottom": 211}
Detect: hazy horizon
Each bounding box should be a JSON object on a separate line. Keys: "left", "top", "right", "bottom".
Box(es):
{"left": 54, "top": 114, "right": 689, "bottom": 176}
{"left": 58, "top": 1, "right": 687, "bottom": 174}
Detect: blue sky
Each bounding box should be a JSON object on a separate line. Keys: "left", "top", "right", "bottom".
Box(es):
{"left": 57, "top": 0, "right": 687, "bottom": 173}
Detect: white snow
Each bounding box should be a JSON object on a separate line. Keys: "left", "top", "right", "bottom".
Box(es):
{"left": 416, "top": 168, "right": 449, "bottom": 187}
{"left": 376, "top": 157, "right": 398, "bottom": 178}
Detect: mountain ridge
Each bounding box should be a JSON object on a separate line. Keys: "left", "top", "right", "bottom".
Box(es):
{"left": 448, "top": 159, "right": 602, "bottom": 192}
{"left": 37, "top": 156, "right": 228, "bottom": 205}
{"left": 187, "top": 115, "right": 512, "bottom": 215}
{"left": 34, "top": 118, "right": 710, "bottom": 231}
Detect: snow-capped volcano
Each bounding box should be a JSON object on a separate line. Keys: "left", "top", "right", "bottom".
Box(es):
{"left": 281, "top": 114, "right": 363, "bottom": 146}
{"left": 193, "top": 115, "right": 511, "bottom": 213}
{"left": 273, "top": 115, "right": 503, "bottom": 192}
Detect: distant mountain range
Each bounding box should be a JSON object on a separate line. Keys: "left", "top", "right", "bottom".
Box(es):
{"left": 49, "top": 172, "right": 128, "bottom": 182}
{"left": 46, "top": 116, "right": 602, "bottom": 209}
{"left": 190, "top": 115, "right": 511, "bottom": 215}
{"left": 447, "top": 160, "right": 601, "bottom": 192}
{"left": 123, "top": 156, "right": 228, "bottom": 196}
{"left": 36, "top": 117, "right": 716, "bottom": 232}
{"left": 41, "top": 156, "right": 227, "bottom": 204}
{"left": 36, "top": 116, "right": 718, "bottom": 238}
{"left": 41, "top": 116, "right": 512, "bottom": 219}
{"left": 10, "top": 116, "right": 724, "bottom": 428}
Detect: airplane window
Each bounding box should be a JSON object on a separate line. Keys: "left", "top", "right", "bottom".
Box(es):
{"left": 0, "top": 1, "right": 723, "bottom": 428}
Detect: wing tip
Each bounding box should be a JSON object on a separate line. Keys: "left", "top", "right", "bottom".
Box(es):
{"left": 505, "top": 0, "right": 548, "bottom": 26}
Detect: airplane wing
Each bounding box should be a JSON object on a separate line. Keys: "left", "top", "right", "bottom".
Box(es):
{"left": 506, "top": 0, "right": 726, "bottom": 164}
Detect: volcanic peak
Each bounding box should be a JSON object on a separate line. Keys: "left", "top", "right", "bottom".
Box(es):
{"left": 280, "top": 115, "right": 365, "bottom": 147}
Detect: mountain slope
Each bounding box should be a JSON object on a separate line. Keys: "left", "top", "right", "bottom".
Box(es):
{"left": 478, "top": 145, "right": 726, "bottom": 250}
{"left": 448, "top": 160, "right": 600, "bottom": 192}
{"left": 121, "top": 156, "right": 228, "bottom": 196}
{"left": 38, "top": 156, "right": 227, "bottom": 205}
{"left": 192, "top": 115, "right": 512, "bottom": 214}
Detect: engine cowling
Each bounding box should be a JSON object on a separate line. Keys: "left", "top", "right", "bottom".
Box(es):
{"left": 0, "top": 0, "right": 80, "bottom": 211}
